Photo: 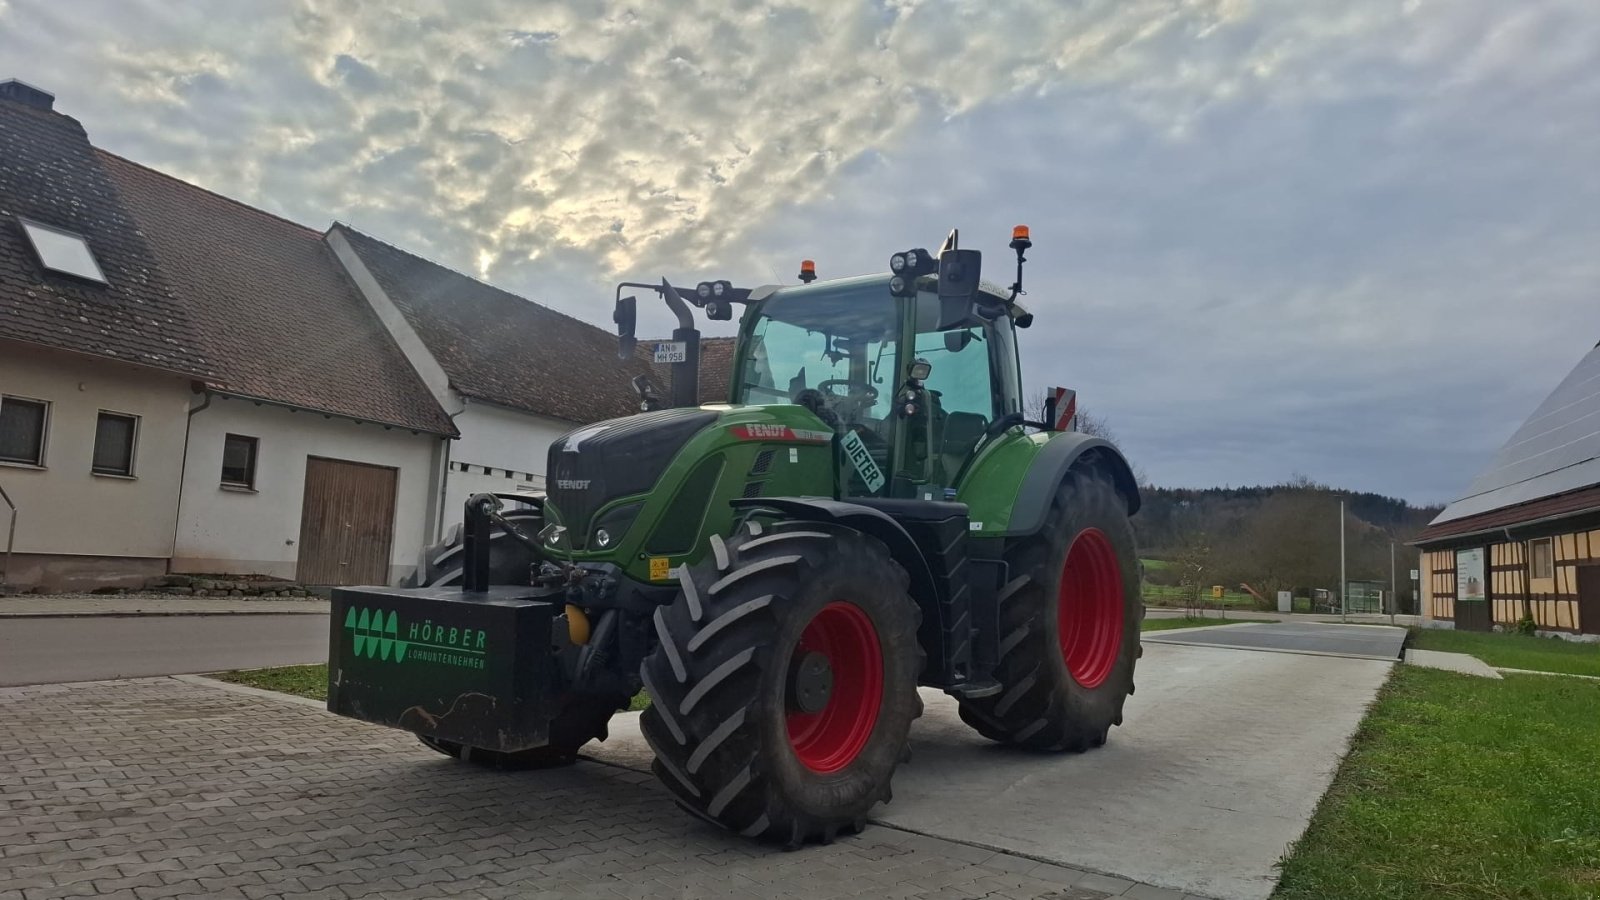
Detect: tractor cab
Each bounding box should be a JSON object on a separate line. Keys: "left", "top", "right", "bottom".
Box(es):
{"left": 614, "top": 227, "right": 1044, "bottom": 503}
{"left": 732, "top": 272, "right": 1026, "bottom": 499}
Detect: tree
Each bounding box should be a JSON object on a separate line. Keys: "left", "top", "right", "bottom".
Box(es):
{"left": 1173, "top": 531, "right": 1213, "bottom": 614}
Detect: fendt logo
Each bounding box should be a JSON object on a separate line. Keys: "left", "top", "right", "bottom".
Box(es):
{"left": 342, "top": 606, "right": 490, "bottom": 670}
{"left": 555, "top": 479, "right": 591, "bottom": 490}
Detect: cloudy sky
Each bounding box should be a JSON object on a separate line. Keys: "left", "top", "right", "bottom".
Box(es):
{"left": 5, "top": 0, "right": 1597, "bottom": 504}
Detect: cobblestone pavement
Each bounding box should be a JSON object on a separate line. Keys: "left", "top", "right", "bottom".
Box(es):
{"left": 0, "top": 678, "right": 1215, "bottom": 900}
{"left": 0, "top": 595, "right": 329, "bottom": 617}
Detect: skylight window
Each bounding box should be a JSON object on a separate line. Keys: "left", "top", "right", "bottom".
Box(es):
{"left": 17, "top": 216, "right": 107, "bottom": 284}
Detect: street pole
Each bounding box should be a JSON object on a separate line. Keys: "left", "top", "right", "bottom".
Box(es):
{"left": 1339, "top": 499, "right": 1347, "bottom": 623}
{"left": 1390, "top": 540, "right": 1397, "bottom": 626}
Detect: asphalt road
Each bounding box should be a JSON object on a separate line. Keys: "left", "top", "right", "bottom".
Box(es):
{"left": 0, "top": 614, "right": 329, "bottom": 686}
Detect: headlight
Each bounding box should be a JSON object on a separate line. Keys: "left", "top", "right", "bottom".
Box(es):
{"left": 889, "top": 275, "right": 907, "bottom": 295}
{"left": 903, "top": 249, "right": 919, "bottom": 269}
{"left": 696, "top": 282, "right": 712, "bottom": 299}
{"left": 890, "top": 253, "right": 907, "bottom": 273}
{"left": 588, "top": 501, "right": 644, "bottom": 551}
{"left": 712, "top": 281, "right": 726, "bottom": 297}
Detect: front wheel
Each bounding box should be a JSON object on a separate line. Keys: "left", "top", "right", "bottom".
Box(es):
{"left": 958, "top": 464, "right": 1142, "bottom": 751}
{"left": 639, "top": 520, "right": 923, "bottom": 846}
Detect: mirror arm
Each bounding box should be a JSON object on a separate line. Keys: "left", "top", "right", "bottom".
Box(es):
{"left": 659, "top": 278, "right": 695, "bottom": 330}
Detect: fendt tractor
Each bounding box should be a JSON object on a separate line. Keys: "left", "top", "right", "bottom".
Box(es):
{"left": 327, "top": 227, "right": 1143, "bottom": 846}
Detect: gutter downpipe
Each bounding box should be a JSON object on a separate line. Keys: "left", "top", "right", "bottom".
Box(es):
{"left": 171, "top": 386, "right": 214, "bottom": 573}
{"left": 0, "top": 480, "right": 16, "bottom": 592}
{"left": 435, "top": 397, "right": 467, "bottom": 544}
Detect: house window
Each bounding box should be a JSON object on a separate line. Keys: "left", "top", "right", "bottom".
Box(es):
{"left": 91, "top": 411, "right": 139, "bottom": 476}
{"left": 1530, "top": 537, "right": 1554, "bottom": 579}
{"left": 221, "top": 434, "right": 258, "bottom": 488}
{"left": 17, "top": 217, "right": 108, "bottom": 284}
{"left": 0, "top": 396, "right": 49, "bottom": 466}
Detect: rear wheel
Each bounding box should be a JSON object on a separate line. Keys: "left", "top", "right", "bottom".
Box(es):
{"left": 402, "top": 499, "right": 543, "bottom": 588}
{"left": 640, "top": 520, "right": 923, "bottom": 846}
{"left": 407, "top": 500, "right": 625, "bottom": 768}
{"left": 958, "top": 464, "right": 1142, "bottom": 751}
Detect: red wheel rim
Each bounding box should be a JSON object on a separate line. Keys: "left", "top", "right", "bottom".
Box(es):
{"left": 1057, "top": 528, "right": 1124, "bottom": 689}
{"left": 786, "top": 601, "right": 884, "bottom": 774}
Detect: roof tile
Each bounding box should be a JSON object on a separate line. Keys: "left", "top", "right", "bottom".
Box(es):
{"left": 98, "top": 154, "right": 454, "bottom": 435}
{"left": 0, "top": 100, "right": 215, "bottom": 378}
{"left": 336, "top": 225, "right": 658, "bottom": 423}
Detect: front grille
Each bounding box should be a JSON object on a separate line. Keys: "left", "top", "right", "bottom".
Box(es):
{"left": 751, "top": 449, "right": 775, "bottom": 475}
{"left": 545, "top": 408, "right": 718, "bottom": 549}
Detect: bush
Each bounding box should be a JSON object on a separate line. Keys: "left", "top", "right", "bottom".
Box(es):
{"left": 1513, "top": 615, "right": 1538, "bottom": 636}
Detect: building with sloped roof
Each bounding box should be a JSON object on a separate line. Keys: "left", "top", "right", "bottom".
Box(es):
{"left": 1, "top": 79, "right": 456, "bottom": 589}
{"left": 327, "top": 224, "right": 664, "bottom": 514}
{"left": 2, "top": 78, "right": 705, "bottom": 590}
{"left": 1414, "top": 341, "right": 1600, "bottom": 636}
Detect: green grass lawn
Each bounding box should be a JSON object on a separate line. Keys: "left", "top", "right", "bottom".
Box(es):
{"left": 215, "top": 664, "right": 327, "bottom": 701}
{"left": 214, "top": 664, "right": 653, "bottom": 710}
{"left": 1141, "top": 582, "right": 1259, "bottom": 608}
{"left": 1141, "top": 616, "right": 1273, "bottom": 632}
{"left": 1408, "top": 627, "right": 1600, "bottom": 678}
{"left": 1276, "top": 667, "right": 1600, "bottom": 899}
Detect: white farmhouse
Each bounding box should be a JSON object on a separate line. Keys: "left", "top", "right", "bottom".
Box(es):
{"left": 0, "top": 77, "right": 735, "bottom": 593}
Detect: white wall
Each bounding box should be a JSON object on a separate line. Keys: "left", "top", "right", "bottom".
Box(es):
{"left": 0, "top": 342, "right": 191, "bottom": 558}
{"left": 173, "top": 394, "right": 444, "bottom": 583}
{"left": 443, "top": 400, "right": 573, "bottom": 515}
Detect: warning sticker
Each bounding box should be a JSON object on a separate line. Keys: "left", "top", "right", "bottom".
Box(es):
{"left": 648, "top": 557, "right": 671, "bottom": 581}
{"left": 840, "top": 429, "right": 885, "bottom": 494}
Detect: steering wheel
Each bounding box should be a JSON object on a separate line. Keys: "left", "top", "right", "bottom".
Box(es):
{"left": 815, "top": 380, "right": 879, "bottom": 421}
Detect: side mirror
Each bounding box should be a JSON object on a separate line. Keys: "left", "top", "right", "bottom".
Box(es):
{"left": 614, "top": 295, "right": 637, "bottom": 360}
{"left": 938, "top": 248, "right": 982, "bottom": 301}
{"left": 936, "top": 249, "right": 983, "bottom": 329}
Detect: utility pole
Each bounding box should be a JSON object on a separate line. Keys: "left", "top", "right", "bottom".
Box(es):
{"left": 1339, "top": 499, "right": 1347, "bottom": 623}
{"left": 1390, "top": 540, "right": 1397, "bottom": 626}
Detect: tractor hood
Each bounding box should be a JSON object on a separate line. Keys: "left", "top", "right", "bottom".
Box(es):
{"left": 545, "top": 407, "right": 720, "bottom": 550}
{"left": 539, "top": 403, "right": 839, "bottom": 578}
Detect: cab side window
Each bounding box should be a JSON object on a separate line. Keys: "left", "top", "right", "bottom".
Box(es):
{"left": 914, "top": 327, "right": 999, "bottom": 483}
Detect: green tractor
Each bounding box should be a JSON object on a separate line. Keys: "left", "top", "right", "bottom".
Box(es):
{"left": 328, "top": 227, "right": 1142, "bottom": 846}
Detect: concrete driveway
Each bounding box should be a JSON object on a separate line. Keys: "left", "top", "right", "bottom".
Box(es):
{"left": 592, "top": 639, "right": 1394, "bottom": 900}
{"left": 1, "top": 626, "right": 1396, "bottom": 900}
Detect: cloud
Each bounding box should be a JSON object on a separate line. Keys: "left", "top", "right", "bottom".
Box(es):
{"left": 3, "top": 0, "right": 1598, "bottom": 503}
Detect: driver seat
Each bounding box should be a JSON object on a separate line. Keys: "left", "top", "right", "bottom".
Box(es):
{"left": 940, "top": 412, "right": 989, "bottom": 484}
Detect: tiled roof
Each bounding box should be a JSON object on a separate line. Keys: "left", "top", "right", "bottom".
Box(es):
{"left": 698, "top": 336, "right": 737, "bottom": 403}
{"left": 639, "top": 335, "right": 737, "bottom": 404}
{"left": 1414, "top": 483, "right": 1600, "bottom": 545}
{"left": 0, "top": 98, "right": 215, "bottom": 378}
{"left": 99, "top": 154, "right": 454, "bottom": 435}
{"left": 334, "top": 224, "right": 658, "bottom": 423}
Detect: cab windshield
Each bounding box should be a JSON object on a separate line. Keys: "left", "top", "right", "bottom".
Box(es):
{"left": 737, "top": 281, "right": 900, "bottom": 435}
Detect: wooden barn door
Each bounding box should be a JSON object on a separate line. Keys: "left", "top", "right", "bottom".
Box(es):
{"left": 1576, "top": 564, "right": 1600, "bottom": 635}
{"left": 296, "top": 456, "right": 398, "bottom": 586}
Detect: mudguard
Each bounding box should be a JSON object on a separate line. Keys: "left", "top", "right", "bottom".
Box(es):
{"left": 1007, "top": 432, "right": 1140, "bottom": 537}
{"left": 728, "top": 497, "right": 940, "bottom": 608}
